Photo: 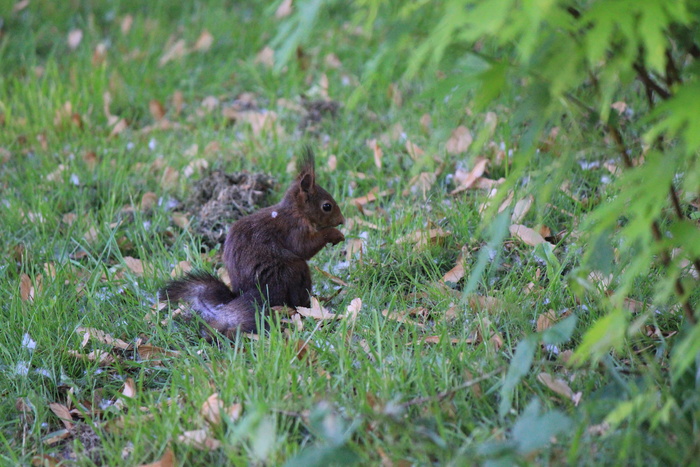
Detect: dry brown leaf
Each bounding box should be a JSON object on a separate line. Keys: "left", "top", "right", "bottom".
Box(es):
{"left": 109, "top": 118, "right": 128, "bottom": 138}
{"left": 20, "top": 273, "right": 33, "bottom": 302}
{"left": 171, "top": 213, "right": 190, "bottom": 229}
{"left": 511, "top": 195, "right": 534, "bottom": 224}
{"left": 403, "top": 172, "right": 437, "bottom": 198}
{"left": 275, "top": 0, "right": 293, "bottom": 18}
{"left": 443, "top": 246, "right": 468, "bottom": 284}
{"left": 149, "top": 100, "right": 166, "bottom": 121}
{"left": 536, "top": 310, "right": 557, "bottom": 332}
{"left": 351, "top": 188, "right": 393, "bottom": 207}
{"left": 159, "top": 39, "right": 188, "bottom": 66}
{"left": 588, "top": 271, "right": 613, "bottom": 292}
{"left": 446, "top": 126, "right": 473, "bottom": 154}
{"left": 172, "top": 90, "right": 184, "bottom": 116}
{"left": 295, "top": 297, "right": 337, "bottom": 320}
{"left": 161, "top": 166, "right": 179, "bottom": 190}
{"left": 138, "top": 449, "right": 175, "bottom": 467}
{"left": 124, "top": 256, "right": 144, "bottom": 276}
{"left": 193, "top": 30, "right": 214, "bottom": 52}
{"left": 622, "top": 298, "right": 646, "bottom": 313}
{"left": 137, "top": 344, "right": 181, "bottom": 359}
{"left": 324, "top": 53, "right": 342, "bottom": 69}
{"left": 397, "top": 227, "right": 451, "bottom": 249}
{"left": 183, "top": 158, "right": 209, "bottom": 178}
{"left": 45, "top": 164, "right": 66, "bottom": 182}
{"left": 611, "top": 101, "right": 627, "bottom": 115}
{"left": 49, "top": 403, "right": 73, "bottom": 430}
{"left": 451, "top": 158, "right": 489, "bottom": 194}
{"left": 120, "top": 15, "right": 134, "bottom": 35}
{"left": 420, "top": 113, "right": 432, "bottom": 133}
{"left": 178, "top": 429, "right": 221, "bottom": 450}
{"left": 509, "top": 224, "right": 547, "bottom": 246}
{"left": 201, "top": 393, "right": 223, "bottom": 426}
{"left": 121, "top": 377, "right": 137, "bottom": 398}
{"left": 370, "top": 139, "right": 383, "bottom": 169}
{"left": 76, "top": 327, "right": 130, "bottom": 350}
{"left": 140, "top": 192, "right": 158, "bottom": 211}
{"left": 345, "top": 298, "right": 362, "bottom": 324}
{"left": 466, "top": 295, "right": 502, "bottom": 313}
{"left": 13, "top": 0, "right": 30, "bottom": 13}
{"left": 405, "top": 140, "right": 424, "bottom": 159}
{"left": 67, "top": 29, "right": 83, "bottom": 50}
{"left": 537, "top": 373, "right": 582, "bottom": 406}
{"left": 255, "top": 46, "right": 275, "bottom": 68}
{"left": 345, "top": 237, "right": 365, "bottom": 263}
{"left": 170, "top": 261, "right": 192, "bottom": 278}
{"left": 381, "top": 309, "right": 424, "bottom": 328}
{"left": 415, "top": 336, "right": 463, "bottom": 345}
{"left": 83, "top": 226, "right": 99, "bottom": 244}
{"left": 66, "top": 349, "right": 115, "bottom": 366}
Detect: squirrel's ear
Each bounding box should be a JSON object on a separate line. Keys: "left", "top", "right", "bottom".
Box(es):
{"left": 299, "top": 172, "right": 314, "bottom": 193}
{"left": 297, "top": 145, "right": 316, "bottom": 193}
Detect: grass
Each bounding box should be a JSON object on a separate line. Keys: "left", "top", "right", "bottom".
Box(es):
{"left": 0, "top": 1, "right": 696, "bottom": 466}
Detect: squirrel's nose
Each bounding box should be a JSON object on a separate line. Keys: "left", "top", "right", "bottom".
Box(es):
{"left": 338, "top": 215, "right": 345, "bottom": 225}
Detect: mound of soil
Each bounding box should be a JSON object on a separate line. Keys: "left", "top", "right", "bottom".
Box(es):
{"left": 184, "top": 171, "right": 276, "bottom": 246}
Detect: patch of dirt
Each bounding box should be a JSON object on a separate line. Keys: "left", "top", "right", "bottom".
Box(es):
{"left": 59, "top": 423, "right": 104, "bottom": 464}
{"left": 184, "top": 170, "right": 276, "bottom": 246}
{"left": 299, "top": 97, "right": 340, "bottom": 132}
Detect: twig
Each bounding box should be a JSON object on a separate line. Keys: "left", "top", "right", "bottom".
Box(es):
{"left": 400, "top": 367, "right": 503, "bottom": 408}
{"left": 633, "top": 62, "right": 671, "bottom": 100}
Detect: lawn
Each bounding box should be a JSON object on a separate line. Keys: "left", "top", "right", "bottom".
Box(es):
{"left": 1, "top": 1, "right": 697, "bottom": 465}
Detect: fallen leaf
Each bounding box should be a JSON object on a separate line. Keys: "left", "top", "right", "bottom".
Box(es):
{"left": 275, "top": 0, "right": 293, "bottom": 18}
{"left": 536, "top": 310, "right": 557, "bottom": 332}
{"left": 397, "top": 227, "right": 451, "bottom": 249}
{"left": 159, "top": 39, "right": 187, "bottom": 67}
{"left": 381, "top": 309, "right": 424, "bottom": 328}
{"left": 178, "top": 429, "right": 221, "bottom": 450}
{"left": 109, "top": 118, "right": 128, "bottom": 138}
{"left": 405, "top": 140, "right": 424, "bottom": 159}
{"left": 537, "top": 373, "right": 582, "bottom": 406}
{"left": 370, "top": 139, "right": 383, "bottom": 169}
{"left": 295, "top": 297, "right": 337, "bottom": 320}
{"left": 161, "top": 166, "right": 179, "bottom": 190}
{"left": 120, "top": 15, "right": 134, "bottom": 35}
{"left": 446, "top": 126, "right": 473, "bottom": 154}
{"left": 20, "top": 273, "right": 33, "bottom": 301}
{"left": 138, "top": 449, "right": 175, "bottom": 467}
{"left": 414, "top": 336, "right": 463, "bottom": 345}
{"left": 451, "top": 158, "right": 489, "bottom": 194}
{"left": 351, "top": 188, "right": 393, "bottom": 207}
{"left": 76, "top": 327, "right": 130, "bottom": 350}
{"left": 511, "top": 195, "right": 534, "bottom": 224}
{"left": 48, "top": 403, "right": 73, "bottom": 430}
{"left": 345, "top": 237, "right": 365, "bottom": 263}
{"left": 345, "top": 298, "right": 362, "bottom": 324}
{"left": 171, "top": 213, "right": 190, "bottom": 229}
{"left": 193, "top": 30, "right": 214, "bottom": 52}
{"left": 124, "top": 256, "right": 144, "bottom": 276}
{"left": 420, "top": 113, "right": 432, "bottom": 133}
{"left": 201, "top": 393, "right": 223, "bottom": 426}
{"left": 66, "top": 349, "right": 115, "bottom": 366}
{"left": 255, "top": 46, "right": 275, "bottom": 68}
{"left": 121, "top": 377, "right": 137, "bottom": 398}
{"left": 140, "top": 192, "right": 158, "bottom": 211}
{"left": 170, "top": 260, "right": 192, "bottom": 278}
{"left": 137, "top": 344, "right": 181, "bottom": 359}
{"left": 442, "top": 245, "right": 468, "bottom": 284}
{"left": 509, "top": 224, "right": 547, "bottom": 246}
{"left": 67, "top": 29, "right": 83, "bottom": 50}
{"left": 13, "top": 0, "right": 30, "bottom": 13}
{"left": 149, "top": 100, "right": 166, "bottom": 121}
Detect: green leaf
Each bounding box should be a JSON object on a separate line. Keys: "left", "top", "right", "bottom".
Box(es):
{"left": 571, "top": 308, "right": 629, "bottom": 365}
{"left": 499, "top": 335, "right": 538, "bottom": 418}
{"left": 646, "top": 81, "right": 700, "bottom": 152}
{"left": 542, "top": 315, "right": 578, "bottom": 345}
{"left": 512, "top": 399, "right": 572, "bottom": 454}
{"left": 671, "top": 323, "right": 700, "bottom": 382}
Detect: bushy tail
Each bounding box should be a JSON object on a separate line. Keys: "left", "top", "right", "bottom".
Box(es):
{"left": 160, "top": 270, "right": 257, "bottom": 336}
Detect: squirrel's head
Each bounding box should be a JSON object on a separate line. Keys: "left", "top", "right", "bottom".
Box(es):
{"left": 287, "top": 147, "right": 345, "bottom": 229}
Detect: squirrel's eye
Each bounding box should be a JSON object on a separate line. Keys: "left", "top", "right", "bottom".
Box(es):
{"left": 322, "top": 202, "right": 332, "bottom": 212}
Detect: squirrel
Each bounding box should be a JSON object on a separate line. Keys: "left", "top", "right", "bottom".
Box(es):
{"left": 160, "top": 147, "right": 345, "bottom": 338}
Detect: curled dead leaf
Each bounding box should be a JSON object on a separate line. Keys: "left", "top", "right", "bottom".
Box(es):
{"left": 451, "top": 158, "right": 489, "bottom": 194}
{"left": 446, "top": 125, "right": 473, "bottom": 154}
{"left": 48, "top": 403, "right": 74, "bottom": 430}
{"left": 138, "top": 448, "right": 175, "bottom": 467}
{"left": 178, "top": 429, "right": 221, "bottom": 450}
{"left": 537, "top": 373, "right": 582, "bottom": 406}
{"left": 509, "top": 224, "right": 547, "bottom": 246}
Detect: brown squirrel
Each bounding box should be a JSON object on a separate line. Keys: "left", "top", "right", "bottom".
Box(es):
{"left": 160, "top": 147, "right": 345, "bottom": 338}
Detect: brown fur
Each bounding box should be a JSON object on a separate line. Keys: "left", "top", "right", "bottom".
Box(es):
{"left": 161, "top": 147, "right": 344, "bottom": 338}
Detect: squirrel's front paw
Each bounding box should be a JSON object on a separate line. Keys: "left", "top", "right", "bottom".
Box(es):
{"left": 324, "top": 228, "right": 345, "bottom": 245}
